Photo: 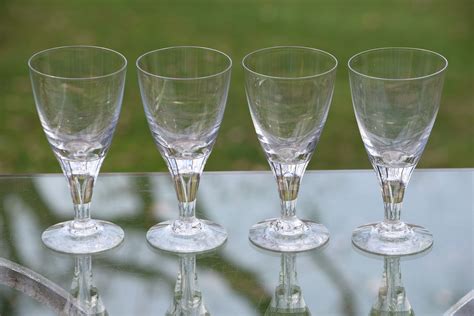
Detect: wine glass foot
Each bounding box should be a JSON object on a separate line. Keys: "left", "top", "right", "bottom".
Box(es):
{"left": 249, "top": 218, "right": 330, "bottom": 252}
{"left": 352, "top": 222, "right": 433, "bottom": 256}
{"left": 42, "top": 220, "right": 124, "bottom": 254}
{"left": 146, "top": 219, "right": 227, "bottom": 254}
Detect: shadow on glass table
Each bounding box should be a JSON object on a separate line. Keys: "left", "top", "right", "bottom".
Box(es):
{"left": 0, "top": 170, "right": 472, "bottom": 315}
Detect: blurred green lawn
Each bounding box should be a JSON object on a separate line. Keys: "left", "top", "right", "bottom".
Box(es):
{"left": 0, "top": 0, "right": 472, "bottom": 173}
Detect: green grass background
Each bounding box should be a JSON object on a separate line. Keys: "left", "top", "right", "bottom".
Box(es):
{"left": 0, "top": 0, "right": 472, "bottom": 173}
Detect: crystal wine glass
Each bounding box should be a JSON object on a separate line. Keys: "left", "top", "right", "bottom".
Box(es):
{"left": 243, "top": 46, "right": 338, "bottom": 252}
{"left": 29, "top": 45, "right": 127, "bottom": 254}
{"left": 348, "top": 47, "right": 448, "bottom": 255}
{"left": 137, "top": 46, "right": 232, "bottom": 253}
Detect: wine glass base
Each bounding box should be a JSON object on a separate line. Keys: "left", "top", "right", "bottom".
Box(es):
{"left": 249, "top": 218, "right": 330, "bottom": 252}
{"left": 42, "top": 220, "right": 124, "bottom": 254}
{"left": 146, "top": 219, "right": 227, "bottom": 254}
{"left": 352, "top": 222, "right": 433, "bottom": 256}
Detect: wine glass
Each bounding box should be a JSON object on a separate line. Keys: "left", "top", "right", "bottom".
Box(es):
{"left": 137, "top": 46, "right": 232, "bottom": 253}
{"left": 29, "top": 46, "right": 127, "bottom": 254}
{"left": 348, "top": 47, "right": 448, "bottom": 255}
{"left": 243, "top": 46, "right": 337, "bottom": 252}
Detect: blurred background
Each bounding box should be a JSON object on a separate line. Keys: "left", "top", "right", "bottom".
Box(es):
{"left": 0, "top": 0, "right": 472, "bottom": 173}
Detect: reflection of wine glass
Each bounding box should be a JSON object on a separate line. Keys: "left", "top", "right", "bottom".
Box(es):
{"left": 265, "top": 253, "right": 310, "bottom": 316}
{"left": 355, "top": 244, "right": 431, "bottom": 316}
{"left": 370, "top": 256, "right": 413, "bottom": 316}
{"left": 243, "top": 46, "right": 337, "bottom": 252}
{"left": 28, "top": 46, "right": 127, "bottom": 254}
{"left": 63, "top": 255, "right": 107, "bottom": 316}
{"left": 349, "top": 48, "right": 448, "bottom": 255}
{"left": 167, "top": 254, "right": 209, "bottom": 316}
{"left": 137, "top": 46, "right": 232, "bottom": 253}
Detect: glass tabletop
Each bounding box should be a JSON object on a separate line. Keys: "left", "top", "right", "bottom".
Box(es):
{"left": 0, "top": 169, "right": 472, "bottom": 315}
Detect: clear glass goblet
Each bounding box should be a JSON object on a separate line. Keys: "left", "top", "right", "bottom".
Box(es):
{"left": 137, "top": 46, "right": 232, "bottom": 253}
{"left": 28, "top": 45, "right": 127, "bottom": 254}
{"left": 348, "top": 47, "right": 448, "bottom": 255}
{"left": 243, "top": 46, "right": 338, "bottom": 252}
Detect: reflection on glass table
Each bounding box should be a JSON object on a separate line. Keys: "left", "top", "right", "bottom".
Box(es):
{"left": 263, "top": 252, "right": 310, "bottom": 316}
{"left": 64, "top": 255, "right": 107, "bottom": 316}
{"left": 0, "top": 170, "right": 471, "bottom": 315}
{"left": 356, "top": 247, "right": 432, "bottom": 316}
{"left": 369, "top": 255, "right": 414, "bottom": 316}
{"left": 165, "top": 252, "right": 210, "bottom": 316}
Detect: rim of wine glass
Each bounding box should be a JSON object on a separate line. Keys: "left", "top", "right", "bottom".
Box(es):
{"left": 348, "top": 47, "right": 448, "bottom": 81}
{"left": 136, "top": 46, "right": 232, "bottom": 80}
{"left": 242, "top": 46, "right": 338, "bottom": 80}
{"left": 28, "top": 45, "right": 127, "bottom": 80}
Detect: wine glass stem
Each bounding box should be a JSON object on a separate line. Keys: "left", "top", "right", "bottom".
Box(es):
{"left": 67, "top": 174, "right": 95, "bottom": 229}
{"left": 178, "top": 201, "right": 196, "bottom": 220}
{"left": 382, "top": 180, "right": 405, "bottom": 223}
{"left": 384, "top": 201, "right": 402, "bottom": 222}
{"left": 276, "top": 172, "right": 301, "bottom": 218}
{"left": 173, "top": 172, "right": 200, "bottom": 220}
{"left": 74, "top": 203, "right": 91, "bottom": 222}
{"left": 272, "top": 161, "right": 305, "bottom": 219}
{"left": 280, "top": 199, "right": 297, "bottom": 219}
